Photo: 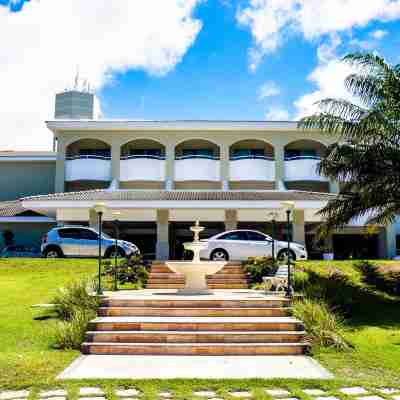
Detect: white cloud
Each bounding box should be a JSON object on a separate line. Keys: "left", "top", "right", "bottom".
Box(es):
{"left": 370, "top": 29, "right": 388, "bottom": 39}
{"left": 265, "top": 106, "right": 290, "bottom": 120}
{"left": 258, "top": 81, "right": 281, "bottom": 99}
{"left": 237, "top": 0, "right": 400, "bottom": 69}
{"left": 0, "top": 0, "right": 202, "bottom": 150}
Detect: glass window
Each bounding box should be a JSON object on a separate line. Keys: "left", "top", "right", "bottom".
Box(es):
{"left": 58, "top": 228, "right": 82, "bottom": 239}
{"left": 247, "top": 231, "right": 268, "bottom": 241}
{"left": 129, "top": 148, "right": 162, "bottom": 157}
{"left": 78, "top": 229, "right": 99, "bottom": 240}
{"left": 396, "top": 235, "right": 400, "bottom": 255}
{"left": 182, "top": 149, "right": 214, "bottom": 157}
{"left": 219, "top": 231, "right": 248, "bottom": 241}
{"left": 79, "top": 149, "right": 111, "bottom": 158}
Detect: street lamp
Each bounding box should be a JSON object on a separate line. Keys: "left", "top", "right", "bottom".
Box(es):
{"left": 281, "top": 201, "right": 295, "bottom": 298}
{"left": 268, "top": 211, "right": 279, "bottom": 261}
{"left": 112, "top": 211, "right": 122, "bottom": 292}
{"left": 93, "top": 202, "right": 107, "bottom": 295}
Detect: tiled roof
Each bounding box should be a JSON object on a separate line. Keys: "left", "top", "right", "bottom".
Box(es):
{"left": 0, "top": 201, "right": 24, "bottom": 217}
{"left": 23, "top": 190, "right": 337, "bottom": 202}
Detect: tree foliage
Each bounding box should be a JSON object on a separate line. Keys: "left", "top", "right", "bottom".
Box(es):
{"left": 298, "top": 53, "right": 400, "bottom": 231}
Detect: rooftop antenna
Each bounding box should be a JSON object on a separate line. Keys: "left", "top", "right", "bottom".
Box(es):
{"left": 74, "top": 66, "right": 80, "bottom": 90}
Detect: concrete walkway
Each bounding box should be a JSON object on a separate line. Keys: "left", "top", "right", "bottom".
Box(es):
{"left": 58, "top": 355, "right": 333, "bottom": 380}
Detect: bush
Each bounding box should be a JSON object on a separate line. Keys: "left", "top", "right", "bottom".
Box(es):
{"left": 51, "top": 279, "right": 100, "bottom": 321}
{"left": 51, "top": 278, "right": 100, "bottom": 349}
{"left": 242, "top": 256, "right": 278, "bottom": 285}
{"left": 102, "top": 254, "right": 150, "bottom": 289}
{"left": 356, "top": 260, "right": 400, "bottom": 296}
{"left": 53, "top": 307, "right": 96, "bottom": 349}
{"left": 292, "top": 298, "right": 351, "bottom": 351}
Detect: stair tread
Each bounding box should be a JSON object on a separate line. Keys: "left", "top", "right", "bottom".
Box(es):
{"left": 87, "top": 330, "right": 305, "bottom": 334}
{"left": 98, "top": 307, "right": 290, "bottom": 311}
{"left": 92, "top": 316, "right": 301, "bottom": 323}
{"left": 83, "top": 342, "right": 307, "bottom": 346}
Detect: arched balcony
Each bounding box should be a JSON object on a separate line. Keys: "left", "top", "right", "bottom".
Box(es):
{"left": 174, "top": 139, "right": 220, "bottom": 183}
{"left": 284, "top": 140, "right": 328, "bottom": 184}
{"left": 120, "top": 139, "right": 165, "bottom": 185}
{"left": 229, "top": 140, "right": 275, "bottom": 186}
{"left": 65, "top": 139, "right": 111, "bottom": 183}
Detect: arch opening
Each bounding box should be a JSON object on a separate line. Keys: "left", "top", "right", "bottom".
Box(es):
{"left": 66, "top": 139, "right": 111, "bottom": 160}
{"left": 175, "top": 139, "right": 220, "bottom": 160}
{"left": 230, "top": 139, "right": 274, "bottom": 160}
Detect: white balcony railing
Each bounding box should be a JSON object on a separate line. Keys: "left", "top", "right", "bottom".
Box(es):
{"left": 120, "top": 156, "right": 165, "bottom": 181}
{"left": 65, "top": 156, "right": 112, "bottom": 182}
{"left": 229, "top": 157, "right": 275, "bottom": 181}
{"left": 284, "top": 156, "right": 328, "bottom": 181}
{"left": 174, "top": 157, "right": 220, "bottom": 181}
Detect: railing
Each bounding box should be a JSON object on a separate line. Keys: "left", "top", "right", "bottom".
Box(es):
{"left": 175, "top": 154, "right": 219, "bottom": 160}
{"left": 120, "top": 154, "right": 165, "bottom": 160}
{"left": 284, "top": 155, "right": 321, "bottom": 161}
{"left": 230, "top": 155, "right": 274, "bottom": 161}
{"left": 66, "top": 154, "right": 111, "bottom": 160}
{"left": 229, "top": 157, "right": 275, "bottom": 181}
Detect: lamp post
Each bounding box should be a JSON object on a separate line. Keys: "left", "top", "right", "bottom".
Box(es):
{"left": 93, "top": 202, "right": 107, "bottom": 295}
{"left": 268, "top": 211, "right": 279, "bottom": 261}
{"left": 112, "top": 211, "right": 121, "bottom": 292}
{"left": 281, "top": 201, "right": 295, "bottom": 298}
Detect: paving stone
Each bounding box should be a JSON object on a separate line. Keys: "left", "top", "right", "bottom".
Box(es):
{"left": 265, "top": 389, "right": 291, "bottom": 397}
{"left": 79, "top": 388, "right": 105, "bottom": 396}
{"left": 356, "top": 397, "right": 384, "bottom": 400}
{"left": 116, "top": 389, "right": 140, "bottom": 397}
{"left": 340, "top": 388, "right": 369, "bottom": 396}
{"left": 79, "top": 397, "right": 106, "bottom": 400}
{"left": 159, "top": 393, "right": 172, "bottom": 398}
{"left": 41, "top": 397, "right": 66, "bottom": 400}
{"left": 303, "top": 390, "right": 327, "bottom": 396}
{"left": 39, "top": 390, "right": 67, "bottom": 398}
{"left": 393, "top": 396, "right": 400, "bottom": 400}
{"left": 315, "top": 397, "right": 340, "bottom": 400}
{"left": 0, "top": 391, "right": 29, "bottom": 400}
{"left": 230, "top": 392, "right": 252, "bottom": 398}
{"left": 193, "top": 391, "right": 217, "bottom": 398}
{"left": 376, "top": 390, "right": 400, "bottom": 395}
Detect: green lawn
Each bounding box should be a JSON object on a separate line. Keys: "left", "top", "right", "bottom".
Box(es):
{"left": 1, "top": 258, "right": 400, "bottom": 393}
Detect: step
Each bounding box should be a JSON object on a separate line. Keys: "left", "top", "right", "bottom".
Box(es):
{"left": 89, "top": 316, "right": 304, "bottom": 332}
{"left": 81, "top": 342, "right": 307, "bottom": 356}
{"left": 147, "top": 279, "right": 248, "bottom": 285}
{"left": 101, "top": 298, "right": 291, "bottom": 308}
{"left": 146, "top": 284, "right": 249, "bottom": 289}
{"left": 97, "top": 307, "right": 291, "bottom": 317}
{"left": 85, "top": 330, "right": 306, "bottom": 343}
{"left": 206, "top": 274, "right": 247, "bottom": 280}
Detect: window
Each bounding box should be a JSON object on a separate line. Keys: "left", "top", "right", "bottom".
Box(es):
{"left": 128, "top": 149, "right": 162, "bottom": 157}
{"left": 247, "top": 231, "right": 268, "bottom": 241}
{"left": 58, "top": 228, "right": 82, "bottom": 239}
{"left": 396, "top": 235, "right": 400, "bottom": 256}
{"left": 181, "top": 149, "right": 214, "bottom": 158}
{"left": 219, "top": 231, "right": 248, "bottom": 241}
{"left": 285, "top": 149, "right": 318, "bottom": 159}
{"left": 77, "top": 229, "right": 98, "bottom": 240}
{"left": 232, "top": 149, "right": 265, "bottom": 158}
{"left": 79, "top": 149, "right": 111, "bottom": 158}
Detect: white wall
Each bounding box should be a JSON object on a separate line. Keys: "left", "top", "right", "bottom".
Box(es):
{"left": 229, "top": 159, "right": 275, "bottom": 181}
{"left": 65, "top": 158, "right": 111, "bottom": 181}
{"left": 175, "top": 159, "right": 220, "bottom": 181}
{"left": 120, "top": 158, "right": 165, "bottom": 181}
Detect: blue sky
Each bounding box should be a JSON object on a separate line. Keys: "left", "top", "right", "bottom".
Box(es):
{"left": 1, "top": 0, "right": 400, "bottom": 149}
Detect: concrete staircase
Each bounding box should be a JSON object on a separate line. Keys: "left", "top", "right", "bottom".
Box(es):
{"left": 82, "top": 295, "right": 308, "bottom": 356}
{"left": 146, "top": 262, "right": 249, "bottom": 289}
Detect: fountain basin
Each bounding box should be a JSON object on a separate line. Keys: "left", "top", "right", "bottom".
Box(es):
{"left": 166, "top": 261, "right": 227, "bottom": 295}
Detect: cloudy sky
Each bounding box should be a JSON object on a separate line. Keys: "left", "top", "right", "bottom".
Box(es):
{"left": 1, "top": 0, "right": 400, "bottom": 150}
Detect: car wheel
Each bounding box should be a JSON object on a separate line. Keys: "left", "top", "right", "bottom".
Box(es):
{"left": 210, "top": 249, "right": 229, "bottom": 261}
{"left": 277, "top": 248, "right": 296, "bottom": 262}
{"left": 106, "top": 246, "right": 126, "bottom": 259}
{"left": 43, "top": 247, "right": 63, "bottom": 258}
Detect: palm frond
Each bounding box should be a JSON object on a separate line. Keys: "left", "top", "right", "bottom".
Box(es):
{"left": 344, "top": 74, "right": 383, "bottom": 106}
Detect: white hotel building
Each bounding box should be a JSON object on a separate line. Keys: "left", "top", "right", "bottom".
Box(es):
{"left": 0, "top": 90, "right": 397, "bottom": 260}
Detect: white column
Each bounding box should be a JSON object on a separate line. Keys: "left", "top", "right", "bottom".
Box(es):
{"left": 292, "top": 209, "right": 305, "bottom": 245}
{"left": 220, "top": 143, "right": 229, "bottom": 191}
{"left": 89, "top": 208, "right": 98, "bottom": 231}
{"left": 111, "top": 140, "right": 121, "bottom": 189}
{"left": 165, "top": 144, "right": 174, "bottom": 191}
{"left": 275, "top": 144, "right": 286, "bottom": 191}
{"left": 55, "top": 139, "right": 66, "bottom": 193}
{"left": 156, "top": 209, "right": 170, "bottom": 260}
{"left": 225, "top": 209, "right": 238, "bottom": 231}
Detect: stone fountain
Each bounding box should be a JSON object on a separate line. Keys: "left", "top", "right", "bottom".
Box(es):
{"left": 166, "top": 221, "right": 227, "bottom": 295}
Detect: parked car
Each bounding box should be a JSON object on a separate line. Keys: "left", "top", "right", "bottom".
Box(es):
{"left": 199, "top": 229, "right": 308, "bottom": 261}
{"left": 41, "top": 226, "right": 140, "bottom": 259}
{"left": 1, "top": 245, "right": 41, "bottom": 258}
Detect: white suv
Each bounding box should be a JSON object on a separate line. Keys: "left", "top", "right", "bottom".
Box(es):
{"left": 41, "top": 226, "right": 140, "bottom": 259}
{"left": 199, "top": 229, "right": 307, "bottom": 261}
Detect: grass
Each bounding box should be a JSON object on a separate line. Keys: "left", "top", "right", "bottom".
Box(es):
{"left": 1, "top": 258, "right": 400, "bottom": 393}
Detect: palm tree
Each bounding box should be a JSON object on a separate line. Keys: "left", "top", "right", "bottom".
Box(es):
{"left": 298, "top": 52, "right": 400, "bottom": 232}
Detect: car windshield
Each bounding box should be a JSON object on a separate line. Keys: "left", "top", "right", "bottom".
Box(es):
{"left": 102, "top": 232, "right": 112, "bottom": 239}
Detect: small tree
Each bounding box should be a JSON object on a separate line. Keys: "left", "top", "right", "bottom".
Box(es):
{"left": 2, "top": 230, "right": 15, "bottom": 247}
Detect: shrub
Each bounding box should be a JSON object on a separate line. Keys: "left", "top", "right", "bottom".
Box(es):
{"left": 355, "top": 260, "right": 400, "bottom": 296}
{"left": 292, "top": 298, "right": 351, "bottom": 351}
{"left": 53, "top": 307, "right": 96, "bottom": 349}
{"left": 102, "top": 254, "right": 150, "bottom": 289}
{"left": 242, "top": 256, "right": 278, "bottom": 285}
{"left": 51, "top": 279, "right": 100, "bottom": 321}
